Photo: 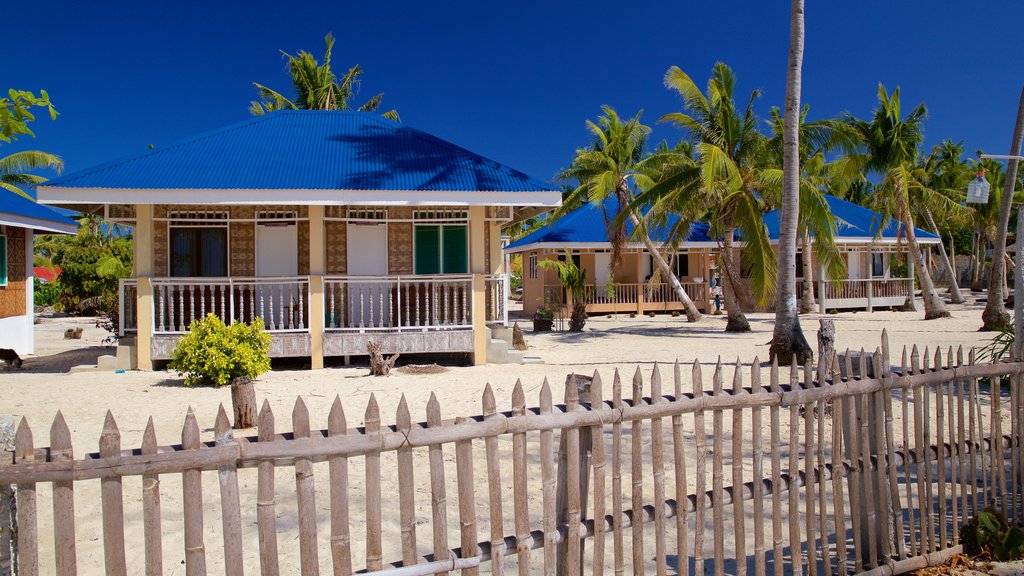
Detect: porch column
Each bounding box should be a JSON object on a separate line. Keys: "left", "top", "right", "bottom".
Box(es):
{"left": 703, "top": 249, "right": 714, "bottom": 314}
{"left": 470, "top": 206, "right": 488, "bottom": 365}
{"left": 488, "top": 221, "right": 503, "bottom": 275}
{"left": 308, "top": 206, "right": 326, "bottom": 369}
{"left": 866, "top": 248, "right": 874, "bottom": 312}
{"left": 818, "top": 261, "right": 827, "bottom": 314}
{"left": 635, "top": 252, "right": 645, "bottom": 315}
{"left": 134, "top": 204, "right": 154, "bottom": 370}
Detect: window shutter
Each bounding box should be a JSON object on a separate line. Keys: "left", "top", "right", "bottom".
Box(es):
{"left": 414, "top": 225, "right": 441, "bottom": 274}
{"left": 0, "top": 236, "right": 7, "bottom": 285}
{"left": 442, "top": 225, "right": 469, "bottom": 274}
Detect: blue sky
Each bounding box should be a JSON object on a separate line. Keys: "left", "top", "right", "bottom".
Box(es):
{"left": 5, "top": 0, "right": 1024, "bottom": 189}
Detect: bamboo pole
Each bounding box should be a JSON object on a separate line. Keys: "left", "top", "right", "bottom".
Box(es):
{"left": 329, "top": 397, "right": 352, "bottom": 576}
{"left": 934, "top": 350, "right": 948, "bottom": 551}
{"left": 651, "top": 365, "right": 668, "bottom": 576}
{"left": 803, "top": 363, "right": 817, "bottom": 576}
{"left": 630, "top": 368, "right": 644, "bottom": 575}
{"left": 831, "top": 367, "right": 848, "bottom": 576}
{"left": 712, "top": 362, "right": 726, "bottom": 576}
{"left": 769, "top": 360, "right": 783, "bottom": 576}
{"left": 50, "top": 413, "right": 76, "bottom": 576}
{"left": 590, "top": 372, "right": 607, "bottom": 575}
{"left": 564, "top": 378, "right": 581, "bottom": 576}
{"left": 901, "top": 348, "right": 916, "bottom": 557}
{"left": 142, "top": 418, "right": 163, "bottom": 576}
{"left": 214, "top": 406, "right": 244, "bottom": 576}
{"left": 611, "top": 371, "right": 624, "bottom": 576}
{"left": 14, "top": 419, "right": 37, "bottom": 576}
{"left": 732, "top": 361, "right": 747, "bottom": 576}
{"left": 482, "top": 386, "right": 506, "bottom": 576}
{"left": 694, "top": 361, "right": 708, "bottom": 576}
{"left": 294, "top": 398, "right": 320, "bottom": 576}
{"left": 455, "top": 415, "right": 479, "bottom": 576}
{"left": 511, "top": 382, "right": 531, "bottom": 575}
{"left": 397, "top": 396, "right": 420, "bottom": 569}
{"left": 426, "top": 394, "right": 451, "bottom": 575}
{"left": 540, "top": 380, "right": 557, "bottom": 576}
{"left": 787, "top": 362, "right": 803, "bottom": 576}
{"left": 872, "top": 353, "right": 893, "bottom": 562}
{"left": 751, "top": 358, "right": 765, "bottom": 576}
{"left": 181, "top": 409, "right": 207, "bottom": 576}
{"left": 366, "top": 395, "right": 383, "bottom": 572}
{"left": 257, "top": 402, "right": 280, "bottom": 576}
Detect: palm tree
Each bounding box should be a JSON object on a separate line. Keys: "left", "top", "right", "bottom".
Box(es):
{"left": 843, "top": 84, "right": 950, "bottom": 319}
{"left": 981, "top": 88, "right": 1024, "bottom": 330}
{"left": 0, "top": 150, "right": 62, "bottom": 199}
{"left": 659, "top": 62, "right": 776, "bottom": 332}
{"left": 917, "top": 140, "right": 971, "bottom": 304}
{"left": 559, "top": 107, "right": 704, "bottom": 322}
{"left": 250, "top": 34, "right": 399, "bottom": 121}
{"left": 538, "top": 251, "right": 590, "bottom": 331}
{"left": 966, "top": 156, "right": 1007, "bottom": 291}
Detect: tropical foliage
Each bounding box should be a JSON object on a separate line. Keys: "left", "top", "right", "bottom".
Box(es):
{"left": 169, "top": 315, "right": 272, "bottom": 387}
{"left": 250, "top": 34, "right": 398, "bottom": 121}
{"left": 38, "top": 218, "right": 132, "bottom": 316}
{"left": 0, "top": 89, "right": 62, "bottom": 199}
{"left": 538, "top": 251, "right": 590, "bottom": 331}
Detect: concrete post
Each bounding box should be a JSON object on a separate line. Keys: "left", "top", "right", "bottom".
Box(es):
{"left": 866, "top": 248, "right": 874, "bottom": 312}
{"left": 818, "top": 261, "right": 827, "bottom": 314}
{"left": 308, "top": 206, "right": 326, "bottom": 369}
{"left": 134, "top": 205, "right": 154, "bottom": 370}
{"left": 470, "top": 208, "right": 488, "bottom": 365}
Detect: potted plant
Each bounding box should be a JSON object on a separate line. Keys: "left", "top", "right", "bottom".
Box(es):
{"left": 169, "top": 314, "right": 272, "bottom": 428}
{"left": 532, "top": 307, "right": 554, "bottom": 332}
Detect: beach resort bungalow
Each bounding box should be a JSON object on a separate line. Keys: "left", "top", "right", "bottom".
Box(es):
{"left": 0, "top": 189, "right": 79, "bottom": 355}
{"left": 506, "top": 194, "right": 941, "bottom": 316}
{"left": 36, "top": 111, "right": 560, "bottom": 369}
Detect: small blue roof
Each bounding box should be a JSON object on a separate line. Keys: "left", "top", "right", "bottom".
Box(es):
{"left": 38, "top": 111, "right": 557, "bottom": 193}
{"left": 0, "top": 189, "right": 78, "bottom": 234}
{"left": 506, "top": 194, "right": 938, "bottom": 253}
{"left": 762, "top": 195, "right": 939, "bottom": 242}
{"left": 505, "top": 197, "right": 714, "bottom": 252}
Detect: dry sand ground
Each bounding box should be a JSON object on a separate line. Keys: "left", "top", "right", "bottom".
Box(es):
{"left": 0, "top": 300, "right": 1007, "bottom": 574}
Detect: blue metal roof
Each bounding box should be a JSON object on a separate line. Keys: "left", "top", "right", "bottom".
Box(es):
{"left": 762, "top": 195, "right": 940, "bottom": 241}
{"left": 506, "top": 197, "right": 714, "bottom": 251}
{"left": 0, "top": 189, "right": 79, "bottom": 233}
{"left": 38, "top": 111, "right": 557, "bottom": 192}
{"left": 506, "top": 194, "right": 937, "bottom": 252}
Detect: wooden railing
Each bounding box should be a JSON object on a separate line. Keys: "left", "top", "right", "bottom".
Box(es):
{"left": 3, "top": 331, "right": 1020, "bottom": 575}
{"left": 117, "top": 279, "right": 137, "bottom": 336}
{"left": 549, "top": 282, "right": 708, "bottom": 309}
{"left": 152, "top": 277, "right": 310, "bottom": 333}
{"left": 324, "top": 275, "right": 473, "bottom": 332}
{"left": 484, "top": 274, "right": 509, "bottom": 326}
{"left": 821, "top": 278, "right": 913, "bottom": 301}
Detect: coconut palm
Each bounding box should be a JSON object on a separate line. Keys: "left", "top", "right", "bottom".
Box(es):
{"left": 966, "top": 156, "right": 1007, "bottom": 290}
{"left": 843, "top": 84, "right": 950, "bottom": 319}
{"left": 981, "top": 88, "right": 1024, "bottom": 330}
{"left": 250, "top": 34, "right": 399, "bottom": 121}
{"left": 917, "top": 140, "right": 972, "bottom": 303}
{"left": 559, "top": 107, "right": 704, "bottom": 322}
{"left": 0, "top": 150, "right": 62, "bottom": 199}
{"left": 658, "top": 62, "right": 776, "bottom": 332}
{"left": 538, "top": 251, "right": 590, "bottom": 331}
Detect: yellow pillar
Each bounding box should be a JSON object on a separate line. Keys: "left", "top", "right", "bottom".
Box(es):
{"left": 470, "top": 207, "right": 488, "bottom": 365}
{"left": 488, "top": 221, "right": 503, "bottom": 275}
{"left": 635, "top": 252, "right": 645, "bottom": 315}
{"left": 308, "top": 206, "right": 326, "bottom": 369}
{"left": 134, "top": 204, "right": 153, "bottom": 370}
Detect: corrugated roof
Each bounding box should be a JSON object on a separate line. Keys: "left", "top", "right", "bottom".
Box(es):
{"left": 506, "top": 194, "right": 938, "bottom": 252}
{"left": 762, "top": 195, "right": 940, "bottom": 241}
{"left": 38, "top": 111, "right": 557, "bottom": 192}
{"left": 0, "top": 189, "right": 79, "bottom": 233}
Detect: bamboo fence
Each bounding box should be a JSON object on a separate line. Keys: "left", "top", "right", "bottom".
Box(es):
{"left": 1, "top": 328, "right": 1023, "bottom": 576}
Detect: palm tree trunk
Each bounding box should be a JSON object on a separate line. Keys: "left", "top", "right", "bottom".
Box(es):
{"left": 627, "top": 212, "right": 703, "bottom": 322}
{"left": 721, "top": 226, "right": 751, "bottom": 332}
{"left": 903, "top": 209, "right": 950, "bottom": 319}
{"left": 800, "top": 232, "right": 816, "bottom": 313}
{"left": 924, "top": 207, "right": 964, "bottom": 304}
{"left": 971, "top": 231, "right": 985, "bottom": 291}
{"left": 982, "top": 86, "right": 1024, "bottom": 330}
{"left": 769, "top": 0, "right": 812, "bottom": 364}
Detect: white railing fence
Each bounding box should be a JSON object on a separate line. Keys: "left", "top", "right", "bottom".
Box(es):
{"left": 324, "top": 275, "right": 473, "bottom": 332}
{"left": 152, "top": 277, "right": 309, "bottom": 334}
{"left": 484, "top": 274, "right": 509, "bottom": 326}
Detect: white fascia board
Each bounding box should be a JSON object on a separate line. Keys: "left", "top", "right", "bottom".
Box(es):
{"left": 36, "top": 187, "right": 563, "bottom": 207}
{"left": 503, "top": 241, "right": 722, "bottom": 254}
{"left": 0, "top": 214, "right": 78, "bottom": 235}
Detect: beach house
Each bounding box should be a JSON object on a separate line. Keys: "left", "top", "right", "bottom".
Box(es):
{"left": 36, "top": 111, "right": 560, "bottom": 369}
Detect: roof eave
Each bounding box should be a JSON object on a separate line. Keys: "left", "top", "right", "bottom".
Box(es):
{"left": 0, "top": 213, "right": 78, "bottom": 235}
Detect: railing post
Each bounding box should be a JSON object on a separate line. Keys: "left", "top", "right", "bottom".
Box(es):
{"left": 502, "top": 274, "right": 510, "bottom": 326}
{"left": 818, "top": 263, "right": 827, "bottom": 314}
{"left": 867, "top": 278, "right": 874, "bottom": 313}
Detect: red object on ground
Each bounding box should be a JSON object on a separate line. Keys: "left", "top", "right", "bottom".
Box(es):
{"left": 33, "top": 267, "right": 61, "bottom": 282}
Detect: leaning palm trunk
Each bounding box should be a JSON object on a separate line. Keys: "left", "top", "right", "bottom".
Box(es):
{"left": 971, "top": 232, "right": 985, "bottom": 291}
{"left": 626, "top": 212, "right": 703, "bottom": 322}
{"left": 923, "top": 207, "right": 964, "bottom": 304}
{"left": 768, "top": 0, "right": 812, "bottom": 364}
{"left": 982, "top": 87, "right": 1024, "bottom": 330}
{"left": 800, "top": 232, "right": 816, "bottom": 313}
{"left": 721, "top": 226, "right": 751, "bottom": 332}
{"left": 902, "top": 205, "right": 950, "bottom": 319}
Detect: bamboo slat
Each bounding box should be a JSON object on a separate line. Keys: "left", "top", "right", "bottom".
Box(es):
{"left": 672, "top": 362, "right": 690, "bottom": 576}
{"left": 182, "top": 409, "right": 207, "bottom": 576}
{"left": 482, "top": 386, "right": 505, "bottom": 576}
{"left": 426, "top": 394, "right": 451, "bottom": 574}
{"left": 328, "top": 397, "right": 352, "bottom": 576}
{"left": 511, "top": 382, "right": 531, "bottom": 575}
{"left": 293, "top": 398, "right": 320, "bottom": 576}
{"left": 769, "top": 360, "right": 783, "bottom": 576}
{"left": 397, "top": 396, "right": 420, "bottom": 569}
{"left": 694, "top": 361, "right": 708, "bottom": 576}
{"left": 732, "top": 362, "right": 747, "bottom": 576}
{"left": 257, "top": 402, "right": 280, "bottom": 576}
{"left": 750, "top": 359, "right": 766, "bottom": 576}
{"left": 540, "top": 380, "right": 557, "bottom": 575}
{"left": 651, "top": 365, "right": 667, "bottom": 576}
{"left": 922, "top": 348, "right": 935, "bottom": 554}
{"left": 882, "top": 351, "right": 904, "bottom": 561}
{"left": 787, "top": 363, "right": 802, "bottom": 576}
{"left": 934, "top": 352, "right": 947, "bottom": 551}
{"left": 901, "top": 349, "right": 916, "bottom": 558}
{"left": 564, "top": 377, "right": 582, "bottom": 576}
{"left": 803, "top": 364, "right": 817, "bottom": 576}
{"left": 612, "top": 372, "right": 625, "bottom": 576}
{"left": 590, "top": 372, "right": 607, "bottom": 576}
{"left": 831, "top": 370, "right": 848, "bottom": 576}
{"left": 455, "top": 415, "right": 479, "bottom": 576}
{"left": 50, "top": 413, "right": 76, "bottom": 576}
{"left": 815, "top": 364, "right": 830, "bottom": 576}
{"left": 967, "top": 349, "right": 979, "bottom": 520}
{"left": 99, "top": 412, "right": 128, "bottom": 576}
{"left": 630, "top": 368, "right": 644, "bottom": 575}
{"left": 365, "top": 395, "right": 383, "bottom": 572}
{"left": 14, "top": 419, "right": 37, "bottom": 576}
{"left": 214, "top": 407, "right": 244, "bottom": 576}
{"left": 142, "top": 418, "right": 163, "bottom": 576}
{"left": 871, "top": 353, "right": 892, "bottom": 562}
{"left": 712, "top": 362, "right": 726, "bottom": 576}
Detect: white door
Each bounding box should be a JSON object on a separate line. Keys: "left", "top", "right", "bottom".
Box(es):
{"left": 847, "top": 252, "right": 862, "bottom": 279}
{"left": 256, "top": 222, "right": 299, "bottom": 329}
{"left": 594, "top": 253, "right": 612, "bottom": 286}
{"left": 346, "top": 223, "right": 389, "bottom": 327}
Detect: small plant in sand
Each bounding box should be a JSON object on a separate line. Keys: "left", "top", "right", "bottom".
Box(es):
{"left": 169, "top": 314, "right": 271, "bottom": 428}
{"left": 539, "top": 251, "right": 590, "bottom": 332}
{"left": 961, "top": 508, "right": 1024, "bottom": 561}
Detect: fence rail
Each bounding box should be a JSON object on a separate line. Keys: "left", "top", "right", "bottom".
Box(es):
{"left": 2, "top": 330, "right": 1022, "bottom": 576}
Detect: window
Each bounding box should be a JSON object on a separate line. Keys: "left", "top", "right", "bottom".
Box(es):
{"left": 795, "top": 252, "right": 804, "bottom": 278}
{"left": 528, "top": 253, "right": 538, "bottom": 279}
{"left": 0, "top": 234, "right": 7, "bottom": 286}
{"left": 414, "top": 224, "right": 468, "bottom": 274}
{"left": 170, "top": 227, "right": 228, "bottom": 277}
{"left": 649, "top": 254, "right": 690, "bottom": 279}
{"left": 872, "top": 253, "right": 885, "bottom": 277}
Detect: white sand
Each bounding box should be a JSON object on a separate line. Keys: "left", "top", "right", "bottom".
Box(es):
{"left": 0, "top": 299, "right": 1002, "bottom": 574}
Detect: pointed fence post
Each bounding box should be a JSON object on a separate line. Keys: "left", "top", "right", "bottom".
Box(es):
{"left": 0, "top": 416, "right": 15, "bottom": 576}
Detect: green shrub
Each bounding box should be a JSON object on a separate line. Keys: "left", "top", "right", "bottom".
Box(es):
{"left": 169, "top": 314, "right": 272, "bottom": 387}
{"left": 961, "top": 508, "right": 1024, "bottom": 561}
{"left": 33, "top": 278, "right": 61, "bottom": 308}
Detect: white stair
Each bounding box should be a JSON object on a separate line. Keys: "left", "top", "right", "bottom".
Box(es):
{"left": 486, "top": 327, "right": 527, "bottom": 365}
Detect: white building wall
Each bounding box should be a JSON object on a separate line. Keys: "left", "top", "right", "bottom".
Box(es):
{"left": 0, "top": 234, "right": 34, "bottom": 355}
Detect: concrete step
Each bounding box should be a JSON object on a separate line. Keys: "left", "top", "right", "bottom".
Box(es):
{"left": 521, "top": 355, "right": 545, "bottom": 365}
{"left": 505, "top": 349, "right": 525, "bottom": 365}
{"left": 487, "top": 339, "right": 509, "bottom": 364}
{"left": 115, "top": 344, "right": 137, "bottom": 370}
{"left": 489, "top": 325, "right": 513, "bottom": 345}
{"left": 96, "top": 355, "right": 119, "bottom": 371}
